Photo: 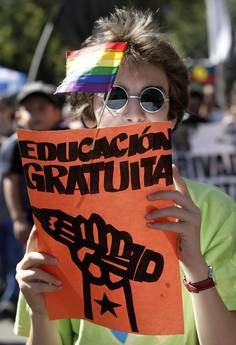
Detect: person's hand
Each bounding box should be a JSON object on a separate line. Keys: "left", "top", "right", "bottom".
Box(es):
{"left": 146, "top": 165, "right": 206, "bottom": 277}
{"left": 13, "top": 218, "right": 32, "bottom": 244}
{"left": 16, "top": 226, "right": 62, "bottom": 316}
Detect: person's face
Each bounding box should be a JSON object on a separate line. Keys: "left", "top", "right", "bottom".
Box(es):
{"left": 188, "top": 95, "right": 203, "bottom": 116}
{"left": 93, "top": 62, "right": 175, "bottom": 128}
{"left": 16, "top": 95, "right": 61, "bottom": 130}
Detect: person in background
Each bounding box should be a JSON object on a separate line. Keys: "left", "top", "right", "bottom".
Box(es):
{"left": 201, "top": 84, "right": 225, "bottom": 123}
{"left": 172, "top": 80, "right": 236, "bottom": 201}
{"left": 0, "top": 81, "right": 66, "bottom": 245}
{"left": 215, "top": 83, "right": 236, "bottom": 148}
{"left": 0, "top": 181, "right": 23, "bottom": 319}
{"left": 172, "top": 84, "right": 208, "bottom": 152}
{"left": 0, "top": 96, "right": 18, "bottom": 318}
{"left": 223, "top": 83, "right": 236, "bottom": 131}
{"left": 0, "top": 81, "right": 67, "bottom": 318}
{"left": 184, "top": 86, "right": 208, "bottom": 123}
{"left": 0, "top": 96, "right": 15, "bottom": 145}
{"left": 14, "top": 8, "right": 236, "bottom": 345}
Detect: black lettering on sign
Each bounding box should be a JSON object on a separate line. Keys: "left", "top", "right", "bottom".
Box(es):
{"left": 18, "top": 127, "right": 171, "bottom": 163}
{"left": 23, "top": 153, "right": 172, "bottom": 195}
{"left": 18, "top": 140, "right": 37, "bottom": 159}
{"left": 23, "top": 163, "right": 45, "bottom": 191}
{"left": 37, "top": 142, "right": 58, "bottom": 161}
{"left": 142, "top": 155, "right": 173, "bottom": 187}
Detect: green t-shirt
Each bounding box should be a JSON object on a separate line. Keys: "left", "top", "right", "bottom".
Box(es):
{"left": 14, "top": 179, "right": 236, "bottom": 345}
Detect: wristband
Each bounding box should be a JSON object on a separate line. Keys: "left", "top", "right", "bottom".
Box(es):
{"left": 183, "top": 266, "right": 216, "bottom": 293}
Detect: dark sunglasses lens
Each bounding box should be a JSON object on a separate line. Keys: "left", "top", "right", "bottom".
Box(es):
{"left": 105, "top": 87, "right": 127, "bottom": 110}
{"left": 141, "top": 88, "right": 164, "bottom": 112}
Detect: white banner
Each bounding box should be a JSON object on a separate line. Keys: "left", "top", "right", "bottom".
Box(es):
{"left": 205, "top": 0, "right": 232, "bottom": 64}
{"left": 174, "top": 121, "right": 236, "bottom": 200}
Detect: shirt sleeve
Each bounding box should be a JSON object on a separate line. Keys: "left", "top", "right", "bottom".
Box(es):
{"left": 14, "top": 293, "right": 76, "bottom": 345}
{"left": 203, "top": 209, "right": 236, "bottom": 310}
{"left": 0, "top": 134, "right": 23, "bottom": 175}
{"left": 190, "top": 181, "right": 236, "bottom": 310}
{"left": 14, "top": 292, "right": 31, "bottom": 337}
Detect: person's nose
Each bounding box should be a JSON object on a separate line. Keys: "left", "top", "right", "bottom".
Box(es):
{"left": 28, "top": 108, "right": 42, "bottom": 119}
{"left": 27, "top": 108, "right": 37, "bottom": 116}
{"left": 122, "top": 98, "right": 146, "bottom": 124}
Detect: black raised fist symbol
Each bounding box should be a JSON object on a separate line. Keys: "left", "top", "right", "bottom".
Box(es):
{"left": 32, "top": 207, "right": 164, "bottom": 332}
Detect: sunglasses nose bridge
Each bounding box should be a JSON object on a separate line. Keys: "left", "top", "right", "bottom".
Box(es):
{"left": 128, "top": 95, "right": 139, "bottom": 99}
{"left": 126, "top": 95, "right": 142, "bottom": 110}
{"left": 125, "top": 94, "right": 144, "bottom": 112}
{"left": 122, "top": 96, "right": 146, "bottom": 124}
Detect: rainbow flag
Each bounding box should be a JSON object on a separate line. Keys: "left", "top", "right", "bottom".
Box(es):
{"left": 55, "top": 42, "right": 127, "bottom": 94}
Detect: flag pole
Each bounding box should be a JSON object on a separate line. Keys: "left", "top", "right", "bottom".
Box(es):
{"left": 91, "top": 89, "right": 112, "bottom": 151}
{"left": 27, "top": 3, "right": 65, "bottom": 82}
{"left": 96, "top": 89, "right": 112, "bottom": 128}
{"left": 77, "top": 89, "right": 112, "bottom": 208}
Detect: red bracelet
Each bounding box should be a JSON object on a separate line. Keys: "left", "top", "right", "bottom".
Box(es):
{"left": 183, "top": 266, "right": 216, "bottom": 293}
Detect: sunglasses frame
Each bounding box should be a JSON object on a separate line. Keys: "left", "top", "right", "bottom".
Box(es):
{"left": 98, "top": 85, "right": 170, "bottom": 114}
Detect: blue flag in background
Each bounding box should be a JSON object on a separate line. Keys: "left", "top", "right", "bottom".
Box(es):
{"left": 0, "top": 66, "right": 27, "bottom": 96}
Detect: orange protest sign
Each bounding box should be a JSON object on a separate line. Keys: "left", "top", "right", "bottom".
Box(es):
{"left": 17, "top": 122, "right": 183, "bottom": 335}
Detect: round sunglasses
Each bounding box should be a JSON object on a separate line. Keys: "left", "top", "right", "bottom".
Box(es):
{"left": 98, "top": 85, "right": 169, "bottom": 113}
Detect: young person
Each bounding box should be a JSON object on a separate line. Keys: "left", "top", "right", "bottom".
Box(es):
{"left": 0, "top": 82, "right": 67, "bottom": 318}
{"left": 1, "top": 81, "right": 66, "bottom": 244}
{"left": 14, "top": 8, "right": 236, "bottom": 345}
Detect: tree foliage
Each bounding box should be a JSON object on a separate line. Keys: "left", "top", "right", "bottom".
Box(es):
{"left": 0, "top": 0, "right": 65, "bottom": 83}
{"left": 0, "top": 0, "right": 235, "bottom": 87}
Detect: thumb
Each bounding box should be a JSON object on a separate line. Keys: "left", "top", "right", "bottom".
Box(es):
{"left": 26, "top": 225, "right": 38, "bottom": 253}
{"left": 172, "top": 164, "right": 191, "bottom": 197}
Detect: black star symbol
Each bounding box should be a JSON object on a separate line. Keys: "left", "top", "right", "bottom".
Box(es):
{"left": 94, "top": 293, "right": 121, "bottom": 317}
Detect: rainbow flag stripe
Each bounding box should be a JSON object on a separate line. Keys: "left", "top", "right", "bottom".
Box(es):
{"left": 55, "top": 42, "right": 127, "bottom": 94}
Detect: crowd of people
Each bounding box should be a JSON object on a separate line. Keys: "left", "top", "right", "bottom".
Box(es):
{"left": 0, "top": 6, "right": 236, "bottom": 345}
{"left": 173, "top": 81, "right": 236, "bottom": 200}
